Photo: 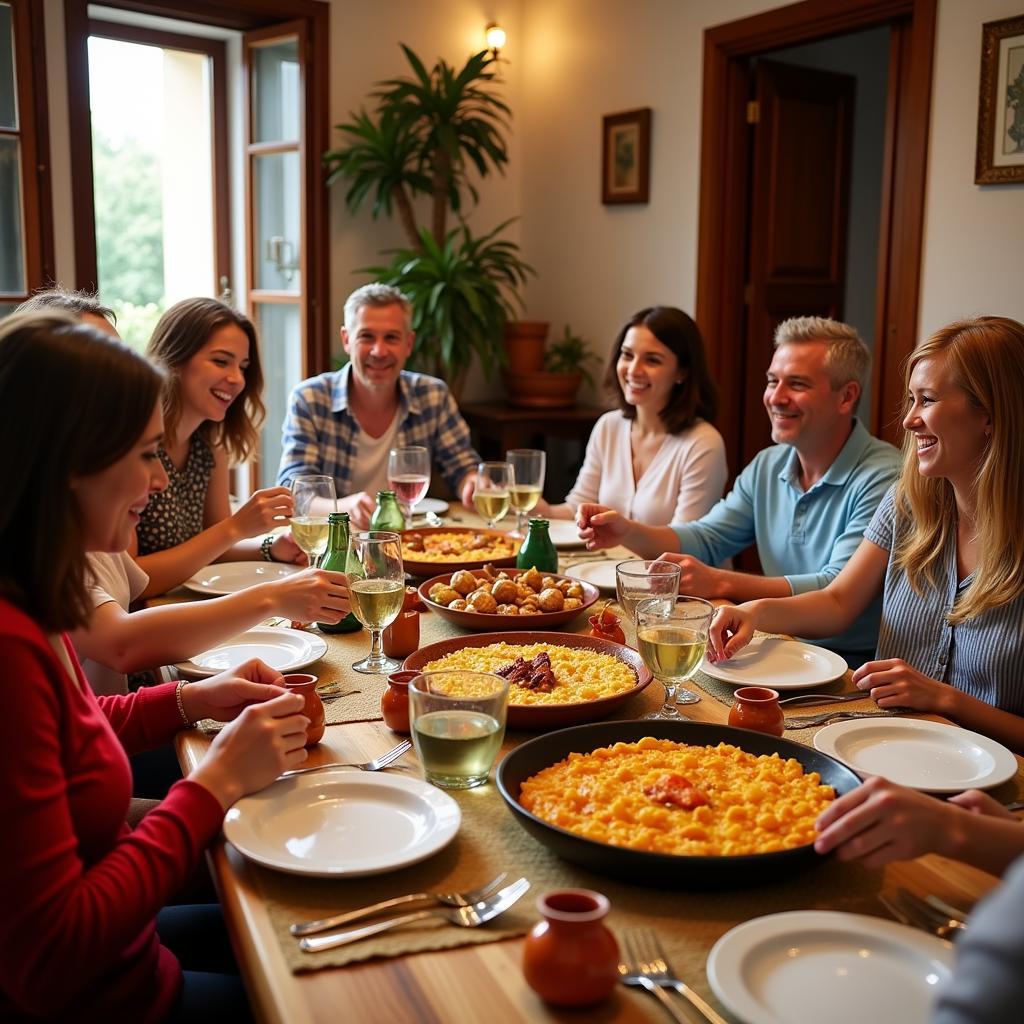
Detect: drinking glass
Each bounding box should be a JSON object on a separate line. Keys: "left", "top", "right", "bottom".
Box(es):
{"left": 409, "top": 671, "right": 509, "bottom": 789}
{"left": 290, "top": 475, "right": 336, "bottom": 566}
{"left": 347, "top": 531, "right": 405, "bottom": 674}
{"left": 387, "top": 445, "right": 431, "bottom": 527}
{"left": 636, "top": 595, "right": 714, "bottom": 715}
{"left": 507, "top": 449, "right": 546, "bottom": 536}
{"left": 614, "top": 558, "right": 682, "bottom": 647}
{"left": 473, "top": 461, "right": 512, "bottom": 528}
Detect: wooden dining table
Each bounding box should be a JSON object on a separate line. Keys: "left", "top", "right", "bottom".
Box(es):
{"left": 172, "top": 529, "right": 1024, "bottom": 1024}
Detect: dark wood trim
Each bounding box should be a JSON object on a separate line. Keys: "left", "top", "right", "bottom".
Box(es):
{"left": 64, "top": 0, "right": 97, "bottom": 290}
{"left": 91, "top": 0, "right": 326, "bottom": 30}
{"left": 88, "top": 18, "right": 220, "bottom": 53}
{"left": 696, "top": 0, "right": 937, "bottom": 455}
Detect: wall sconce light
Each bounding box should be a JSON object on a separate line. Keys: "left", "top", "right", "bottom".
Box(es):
{"left": 485, "top": 23, "right": 506, "bottom": 60}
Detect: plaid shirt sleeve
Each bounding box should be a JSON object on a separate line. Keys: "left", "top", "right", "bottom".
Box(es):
{"left": 398, "top": 375, "right": 481, "bottom": 494}
{"left": 277, "top": 375, "right": 354, "bottom": 492}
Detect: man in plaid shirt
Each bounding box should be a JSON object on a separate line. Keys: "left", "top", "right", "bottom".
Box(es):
{"left": 278, "top": 283, "right": 482, "bottom": 528}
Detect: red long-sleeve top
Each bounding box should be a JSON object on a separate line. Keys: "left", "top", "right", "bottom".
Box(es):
{"left": 0, "top": 598, "right": 225, "bottom": 1022}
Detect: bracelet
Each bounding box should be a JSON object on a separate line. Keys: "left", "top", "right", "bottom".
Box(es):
{"left": 259, "top": 534, "right": 276, "bottom": 562}
{"left": 175, "top": 681, "right": 194, "bottom": 729}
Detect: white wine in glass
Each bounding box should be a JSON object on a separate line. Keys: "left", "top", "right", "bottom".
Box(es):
{"left": 636, "top": 596, "right": 713, "bottom": 716}
{"left": 290, "top": 474, "right": 336, "bottom": 566}
{"left": 348, "top": 531, "right": 404, "bottom": 674}
{"left": 387, "top": 445, "right": 431, "bottom": 527}
{"left": 507, "top": 449, "right": 545, "bottom": 535}
{"left": 473, "top": 461, "right": 511, "bottom": 528}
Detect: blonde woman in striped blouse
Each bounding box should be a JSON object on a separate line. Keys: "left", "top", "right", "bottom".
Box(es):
{"left": 709, "top": 316, "right": 1024, "bottom": 752}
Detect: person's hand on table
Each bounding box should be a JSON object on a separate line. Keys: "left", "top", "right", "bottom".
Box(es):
{"left": 949, "top": 789, "right": 1019, "bottom": 820}
{"left": 180, "top": 658, "right": 293, "bottom": 723}
{"left": 231, "top": 486, "right": 294, "bottom": 539}
{"left": 459, "top": 470, "right": 480, "bottom": 509}
{"left": 264, "top": 567, "right": 350, "bottom": 624}
{"left": 853, "top": 659, "right": 952, "bottom": 713}
{"left": 575, "top": 503, "right": 628, "bottom": 550}
{"left": 271, "top": 532, "right": 307, "bottom": 565}
{"left": 707, "top": 605, "right": 757, "bottom": 662}
{"left": 656, "top": 552, "right": 720, "bottom": 599}
{"left": 340, "top": 491, "right": 375, "bottom": 531}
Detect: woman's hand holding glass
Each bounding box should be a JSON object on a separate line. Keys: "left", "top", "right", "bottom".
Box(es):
{"left": 290, "top": 475, "right": 337, "bottom": 567}
{"left": 473, "top": 461, "right": 512, "bottom": 529}
{"left": 636, "top": 596, "right": 714, "bottom": 715}
{"left": 507, "top": 449, "right": 545, "bottom": 536}
{"left": 231, "top": 486, "right": 295, "bottom": 539}
{"left": 388, "top": 445, "right": 431, "bottom": 528}
{"left": 347, "top": 531, "right": 405, "bottom": 674}
{"left": 614, "top": 558, "right": 681, "bottom": 647}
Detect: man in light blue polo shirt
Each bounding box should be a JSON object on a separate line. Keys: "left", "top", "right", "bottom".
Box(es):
{"left": 577, "top": 316, "right": 900, "bottom": 661}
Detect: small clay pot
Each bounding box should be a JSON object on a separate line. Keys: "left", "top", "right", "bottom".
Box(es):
{"left": 728, "top": 685, "right": 785, "bottom": 737}
{"left": 382, "top": 609, "right": 420, "bottom": 659}
{"left": 381, "top": 669, "right": 416, "bottom": 734}
{"left": 282, "top": 673, "right": 325, "bottom": 747}
{"left": 522, "top": 889, "right": 619, "bottom": 1006}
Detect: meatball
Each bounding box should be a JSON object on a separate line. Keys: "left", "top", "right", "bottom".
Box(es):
{"left": 405, "top": 534, "right": 425, "bottom": 552}
{"left": 449, "top": 599, "right": 468, "bottom": 611}
{"left": 520, "top": 567, "right": 543, "bottom": 592}
{"left": 450, "top": 570, "right": 479, "bottom": 595}
{"left": 538, "top": 588, "right": 565, "bottom": 612}
{"left": 563, "top": 597, "right": 582, "bottom": 611}
{"left": 496, "top": 604, "right": 520, "bottom": 615}
{"left": 467, "top": 590, "right": 498, "bottom": 613}
{"left": 428, "top": 584, "right": 460, "bottom": 607}
{"left": 565, "top": 582, "right": 584, "bottom": 600}
{"left": 491, "top": 579, "right": 518, "bottom": 603}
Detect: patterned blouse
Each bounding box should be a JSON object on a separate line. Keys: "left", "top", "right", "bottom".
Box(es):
{"left": 136, "top": 433, "right": 215, "bottom": 555}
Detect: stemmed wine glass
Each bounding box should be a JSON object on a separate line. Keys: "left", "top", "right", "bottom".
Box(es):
{"left": 473, "top": 461, "right": 512, "bottom": 529}
{"left": 290, "top": 474, "right": 336, "bottom": 567}
{"left": 507, "top": 449, "right": 545, "bottom": 537}
{"left": 636, "top": 596, "right": 714, "bottom": 716}
{"left": 347, "top": 531, "right": 405, "bottom": 674}
{"left": 614, "top": 558, "right": 682, "bottom": 648}
{"left": 387, "top": 445, "right": 431, "bottom": 528}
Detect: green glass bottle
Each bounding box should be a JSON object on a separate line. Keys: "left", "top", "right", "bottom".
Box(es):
{"left": 370, "top": 490, "right": 405, "bottom": 532}
{"left": 516, "top": 518, "right": 558, "bottom": 574}
{"left": 318, "top": 512, "right": 362, "bottom": 634}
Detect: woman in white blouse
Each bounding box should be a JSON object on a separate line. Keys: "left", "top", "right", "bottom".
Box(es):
{"left": 538, "top": 306, "right": 727, "bottom": 525}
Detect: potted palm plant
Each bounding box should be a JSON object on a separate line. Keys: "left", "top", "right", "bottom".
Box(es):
{"left": 325, "top": 46, "right": 533, "bottom": 388}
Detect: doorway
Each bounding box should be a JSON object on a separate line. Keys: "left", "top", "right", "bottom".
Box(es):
{"left": 696, "top": 0, "right": 937, "bottom": 467}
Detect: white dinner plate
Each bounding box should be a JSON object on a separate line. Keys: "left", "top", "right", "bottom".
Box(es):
{"left": 224, "top": 771, "right": 461, "bottom": 877}
{"left": 546, "top": 519, "right": 587, "bottom": 548}
{"left": 813, "top": 717, "right": 1018, "bottom": 793}
{"left": 184, "top": 561, "right": 302, "bottom": 597}
{"left": 175, "top": 626, "right": 328, "bottom": 679}
{"left": 700, "top": 636, "right": 847, "bottom": 690}
{"left": 707, "top": 910, "right": 953, "bottom": 1024}
{"left": 413, "top": 497, "right": 450, "bottom": 515}
{"left": 563, "top": 559, "right": 618, "bottom": 593}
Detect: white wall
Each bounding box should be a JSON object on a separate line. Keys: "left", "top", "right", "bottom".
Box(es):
{"left": 919, "top": 0, "right": 1024, "bottom": 334}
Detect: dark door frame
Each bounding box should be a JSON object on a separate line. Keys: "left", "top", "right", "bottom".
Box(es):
{"left": 695, "top": 0, "right": 937, "bottom": 456}
{"left": 62, "top": 0, "right": 331, "bottom": 371}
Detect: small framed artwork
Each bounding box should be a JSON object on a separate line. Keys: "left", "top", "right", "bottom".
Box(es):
{"left": 601, "top": 107, "right": 651, "bottom": 204}
{"left": 976, "top": 14, "right": 1024, "bottom": 184}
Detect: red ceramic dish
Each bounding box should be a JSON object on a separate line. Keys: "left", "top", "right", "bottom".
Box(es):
{"left": 402, "top": 631, "right": 652, "bottom": 729}
{"left": 417, "top": 569, "right": 600, "bottom": 632}
{"left": 400, "top": 527, "right": 520, "bottom": 577}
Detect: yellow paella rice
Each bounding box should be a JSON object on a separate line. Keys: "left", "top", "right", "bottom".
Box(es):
{"left": 421, "top": 642, "right": 636, "bottom": 705}
{"left": 519, "top": 737, "right": 835, "bottom": 855}
{"left": 402, "top": 531, "right": 518, "bottom": 562}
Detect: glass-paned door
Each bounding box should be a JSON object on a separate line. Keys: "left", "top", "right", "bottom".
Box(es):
{"left": 0, "top": 2, "right": 26, "bottom": 305}
{"left": 244, "top": 23, "right": 308, "bottom": 488}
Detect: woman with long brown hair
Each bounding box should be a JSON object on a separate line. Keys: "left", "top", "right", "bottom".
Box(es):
{"left": 132, "top": 297, "right": 302, "bottom": 596}
{"left": 710, "top": 316, "right": 1024, "bottom": 750}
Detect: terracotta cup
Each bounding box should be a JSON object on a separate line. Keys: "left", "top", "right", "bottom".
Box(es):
{"left": 522, "top": 889, "right": 619, "bottom": 1006}
{"left": 728, "top": 685, "right": 785, "bottom": 737}
{"left": 281, "top": 673, "right": 325, "bottom": 747}
{"left": 381, "top": 669, "right": 417, "bottom": 734}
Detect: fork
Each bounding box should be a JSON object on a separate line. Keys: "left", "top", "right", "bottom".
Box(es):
{"left": 278, "top": 739, "right": 412, "bottom": 778}
{"left": 880, "top": 890, "right": 965, "bottom": 939}
{"left": 779, "top": 692, "right": 867, "bottom": 707}
{"left": 620, "top": 928, "right": 729, "bottom": 1024}
{"left": 299, "top": 877, "right": 530, "bottom": 953}
{"left": 785, "top": 710, "right": 901, "bottom": 729}
{"left": 290, "top": 872, "right": 510, "bottom": 936}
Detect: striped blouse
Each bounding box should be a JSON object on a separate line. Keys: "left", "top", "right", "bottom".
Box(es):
{"left": 865, "top": 487, "right": 1024, "bottom": 714}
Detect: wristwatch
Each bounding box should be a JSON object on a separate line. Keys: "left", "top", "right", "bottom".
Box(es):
{"left": 259, "top": 534, "right": 276, "bottom": 562}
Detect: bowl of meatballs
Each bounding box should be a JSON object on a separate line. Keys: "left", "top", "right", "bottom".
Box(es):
{"left": 418, "top": 565, "right": 601, "bottom": 631}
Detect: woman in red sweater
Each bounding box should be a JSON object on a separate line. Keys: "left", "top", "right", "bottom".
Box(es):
{"left": 0, "top": 312, "right": 323, "bottom": 1022}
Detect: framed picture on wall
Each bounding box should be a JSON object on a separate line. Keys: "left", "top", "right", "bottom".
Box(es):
{"left": 976, "top": 13, "right": 1024, "bottom": 184}
{"left": 601, "top": 108, "right": 651, "bottom": 204}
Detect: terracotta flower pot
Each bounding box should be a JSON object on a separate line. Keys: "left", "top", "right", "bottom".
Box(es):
{"left": 502, "top": 369, "right": 582, "bottom": 409}
{"left": 504, "top": 321, "right": 549, "bottom": 374}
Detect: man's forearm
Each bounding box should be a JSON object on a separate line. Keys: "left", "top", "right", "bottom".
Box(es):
{"left": 711, "top": 571, "right": 793, "bottom": 602}
{"left": 622, "top": 523, "right": 681, "bottom": 558}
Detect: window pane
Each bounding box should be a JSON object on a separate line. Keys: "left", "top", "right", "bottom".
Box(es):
{"left": 254, "top": 302, "right": 302, "bottom": 489}
{"left": 0, "top": 301, "right": 19, "bottom": 319}
{"left": 0, "top": 136, "right": 25, "bottom": 293}
{"left": 253, "top": 151, "right": 300, "bottom": 292}
{"left": 252, "top": 39, "right": 299, "bottom": 143}
{"left": 0, "top": 4, "right": 16, "bottom": 130}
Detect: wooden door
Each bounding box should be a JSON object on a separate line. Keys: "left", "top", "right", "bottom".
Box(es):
{"left": 740, "top": 60, "right": 855, "bottom": 468}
